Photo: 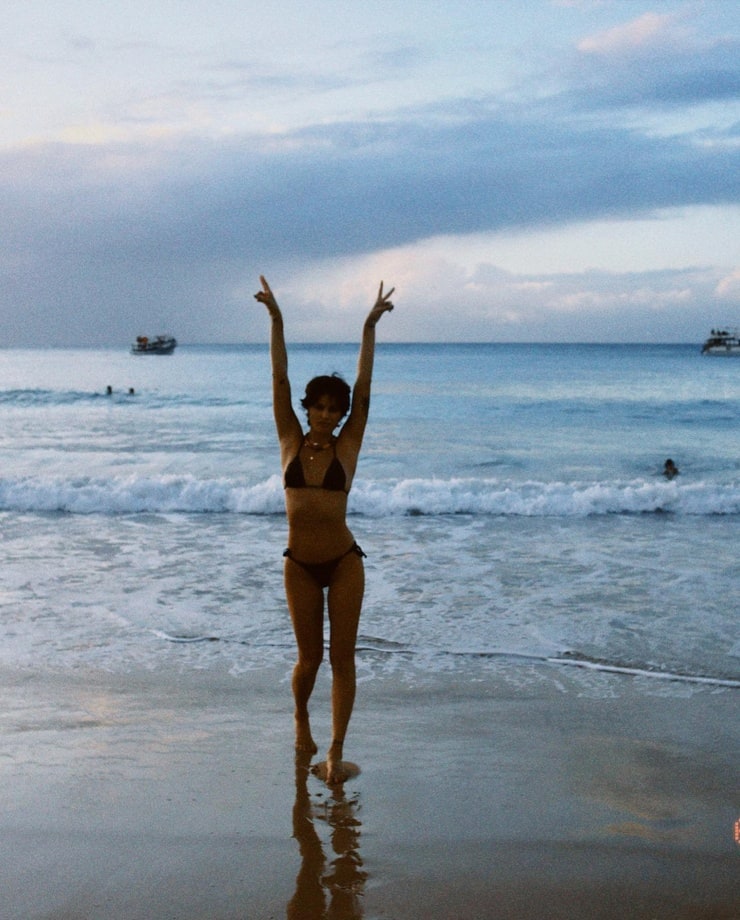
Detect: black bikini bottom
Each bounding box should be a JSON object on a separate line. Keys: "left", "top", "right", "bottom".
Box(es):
{"left": 283, "top": 542, "right": 366, "bottom": 589}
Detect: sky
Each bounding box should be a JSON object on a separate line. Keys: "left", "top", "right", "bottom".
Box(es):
{"left": 1, "top": 0, "right": 739, "bottom": 345}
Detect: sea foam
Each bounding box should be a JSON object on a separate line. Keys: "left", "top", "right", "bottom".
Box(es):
{"left": 0, "top": 474, "right": 737, "bottom": 516}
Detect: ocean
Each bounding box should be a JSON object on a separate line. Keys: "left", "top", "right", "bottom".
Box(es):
{"left": 1, "top": 343, "right": 738, "bottom": 691}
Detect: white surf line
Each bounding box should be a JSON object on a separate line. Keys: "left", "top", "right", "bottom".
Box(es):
{"left": 151, "top": 630, "right": 219, "bottom": 643}
{"left": 437, "top": 648, "right": 740, "bottom": 688}
{"left": 548, "top": 656, "right": 740, "bottom": 689}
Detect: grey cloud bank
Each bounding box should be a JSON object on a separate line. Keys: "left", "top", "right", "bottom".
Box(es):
{"left": 1, "top": 5, "right": 739, "bottom": 345}
{"left": 3, "top": 112, "right": 737, "bottom": 344}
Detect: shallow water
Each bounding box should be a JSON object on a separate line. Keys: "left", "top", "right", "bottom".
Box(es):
{"left": 1, "top": 344, "right": 738, "bottom": 689}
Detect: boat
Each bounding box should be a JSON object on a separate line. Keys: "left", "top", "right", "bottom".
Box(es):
{"left": 131, "top": 334, "right": 177, "bottom": 355}
{"left": 701, "top": 328, "right": 740, "bottom": 356}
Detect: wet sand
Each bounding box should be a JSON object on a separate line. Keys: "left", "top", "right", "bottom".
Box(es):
{"left": 0, "top": 660, "right": 737, "bottom": 919}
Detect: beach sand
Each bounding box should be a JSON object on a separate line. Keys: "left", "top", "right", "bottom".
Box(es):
{"left": 0, "top": 659, "right": 737, "bottom": 919}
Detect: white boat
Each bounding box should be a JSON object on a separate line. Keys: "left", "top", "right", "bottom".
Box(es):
{"left": 131, "top": 334, "right": 177, "bottom": 355}
{"left": 701, "top": 328, "right": 740, "bottom": 356}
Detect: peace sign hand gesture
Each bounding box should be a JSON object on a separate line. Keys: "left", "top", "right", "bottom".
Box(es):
{"left": 365, "top": 281, "right": 395, "bottom": 328}
{"left": 254, "top": 275, "right": 281, "bottom": 320}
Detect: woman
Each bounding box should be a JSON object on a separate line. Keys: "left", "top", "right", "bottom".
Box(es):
{"left": 255, "top": 275, "right": 394, "bottom": 783}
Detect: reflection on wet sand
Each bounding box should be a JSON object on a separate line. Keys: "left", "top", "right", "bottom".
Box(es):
{"left": 287, "top": 752, "right": 366, "bottom": 919}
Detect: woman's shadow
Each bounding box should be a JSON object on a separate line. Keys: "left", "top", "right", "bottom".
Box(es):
{"left": 287, "top": 752, "right": 367, "bottom": 919}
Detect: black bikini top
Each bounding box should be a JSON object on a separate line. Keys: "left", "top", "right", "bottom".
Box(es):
{"left": 284, "top": 442, "right": 348, "bottom": 492}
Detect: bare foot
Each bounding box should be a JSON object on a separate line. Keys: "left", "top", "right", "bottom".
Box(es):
{"left": 294, "top": 717, "right": 318, "bottom": 754}
{"left": 324, "top": 742, "right": 359, "bottom": 784}
{"left": 311, "top": 759, "right": 361, "bottom": 785}
{"left": 326, "top": 759, "right": 352, "bottom": 784}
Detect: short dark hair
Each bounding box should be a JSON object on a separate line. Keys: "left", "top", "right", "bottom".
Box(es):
{"left": 300, "top": 374, "right": 351, "bottom": 418}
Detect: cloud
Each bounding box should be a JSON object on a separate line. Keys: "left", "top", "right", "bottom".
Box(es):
{"left": 280, "top": 250, "right": 729, "bottom": 343}
{"left": 1, "top": 95, "right": 738, "bottom": 345}
{"left": 715, "top": 269, "right": 740, "bottom": 299}
{"left": 5, "top": 102, "right": 738, "bottom": 260}
{"left": 563, "top": 12, "right": 740, "bottom": 111}
{"left": 1, "top": 4, "right": 739, "bottom": 345}
{"left": 578, "top": 13, "right": 676, "bottom": 55}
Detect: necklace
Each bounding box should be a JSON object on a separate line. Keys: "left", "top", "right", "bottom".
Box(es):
{"left": 304, "top": 436, "right": 332, "bottom": 460}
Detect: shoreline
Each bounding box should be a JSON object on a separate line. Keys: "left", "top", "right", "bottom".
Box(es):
{"left": 0, "top": 661, "right": 737, "bottom": 919}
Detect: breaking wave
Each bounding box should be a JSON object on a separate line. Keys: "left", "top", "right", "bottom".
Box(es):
{"left": 0, "top": 474, "right": 738, "bottom": 516}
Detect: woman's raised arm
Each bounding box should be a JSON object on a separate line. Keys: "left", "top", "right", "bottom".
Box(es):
{"left": 254, "top": 276, "right": 302, "bottom": 446}
{"left": 341, "top": 282, "right": 394, "bottom": 447}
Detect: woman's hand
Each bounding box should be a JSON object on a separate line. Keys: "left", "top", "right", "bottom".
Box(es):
{"left": 254, "top": 275, "right": 281, "bottom": 320}
{"left": 365, "top": 281, "right": 395, "bottom": 328}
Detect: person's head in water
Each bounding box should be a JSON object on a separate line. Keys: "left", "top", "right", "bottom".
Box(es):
{"left": 663, "top": 458, "right": 679, "bottom": 479}
{"left": 300, "top": 374, "right": 351, "bottom": 424}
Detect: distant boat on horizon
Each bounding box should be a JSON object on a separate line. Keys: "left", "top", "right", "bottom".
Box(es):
{"left": 701, "top": 328, "right": 740, "bottom": 356}
{"left": 131, "top": 335, "right": 177, "bottom": 355}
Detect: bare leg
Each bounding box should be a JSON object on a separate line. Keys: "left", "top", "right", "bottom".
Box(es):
{"left": 325, "top": 552, "right": 364, "bottom": 783}
{"left": 285, "top": 559, "right": 325, "bottom": 754}
{"left": 293, "top": 672, "right": 319, "bottom": 754}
